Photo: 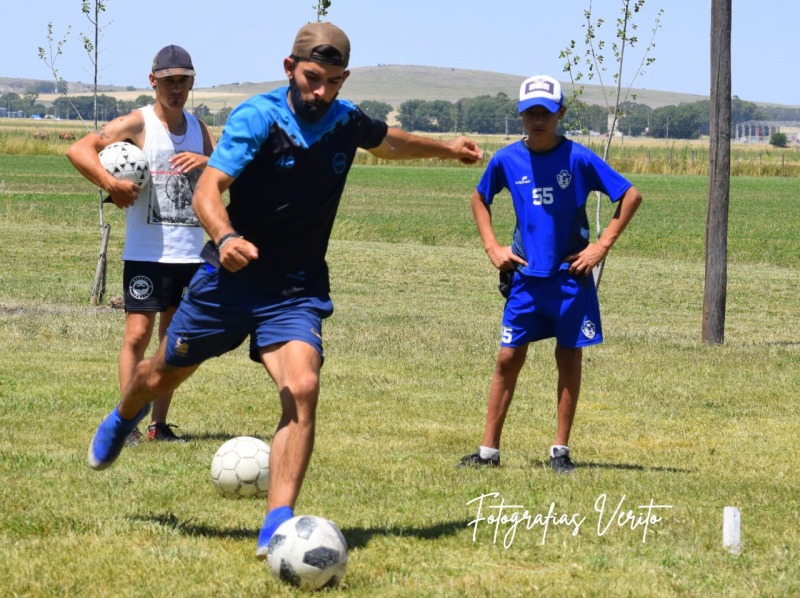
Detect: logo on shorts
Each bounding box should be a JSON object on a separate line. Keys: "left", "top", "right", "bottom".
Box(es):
{"left": 174, "top": 335, "right": 189, "bottom": 356}
{"left": 129, "top": 275, "right": 154, "bottom": 300}
{"left": 556, "top": 169, "right": 572, "bottom": 190}
{"left": 581, "top": 319, "right": 597, "bottom": 340}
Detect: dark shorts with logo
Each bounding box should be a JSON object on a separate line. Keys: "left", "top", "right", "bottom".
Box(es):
{"left": 122, "top": 261, "right": 201, "bottom": 312}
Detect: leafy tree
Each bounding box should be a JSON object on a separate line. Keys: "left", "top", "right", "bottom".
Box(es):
{"left": 649, "top": 103, "right": 704, "bottom": 139}
{"left": 731, "top": 97, "right": 763, "bottom": 124}
{"left": 23, "top": 90, "right": 40, "bottom": 107}
{"left": 560, "top": 0, "right": 663, "bottom": 287}
{"left": 1, "top": 92, "right": 24, "bottom": 113}
{"left": 193, "top": 104, "right": 211, "bottom": 118}
{"left": 396, "top": 99, "right": 427, "bottom": 131}
{"left": 618, "top": 101, "right": 652, "bottom": 136}
{"left": 358, "top": 100, "right": 393, "bottom": 121}
{"left": 53, "top": 94, "right": 119, "bottom": 121}
{"left": 315, "top": 0, "right": 332, "bottom": 21}
{"left": 214, "top": 106, "right": 233, "bottom": 127}
{"left": 770, "top": 132, "right": 788, "bottom": 148}
{"left": 460, "top": 93, "right": 518, "bottom": 134}
{"left": 134, "top": 94, "right": 154, "bottom": 107}
{"left": 115, "top": 99, "right": 137, "bottom": 115}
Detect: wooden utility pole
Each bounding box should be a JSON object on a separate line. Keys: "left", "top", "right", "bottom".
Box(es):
{"left": 703, "top": 0, "right": 732, "bottom": 344}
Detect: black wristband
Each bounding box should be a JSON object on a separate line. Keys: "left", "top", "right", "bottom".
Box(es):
{"left": 216, "top": 232, "right": 242, "bottom": 250}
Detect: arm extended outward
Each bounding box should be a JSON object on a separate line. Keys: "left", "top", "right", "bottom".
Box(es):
{"left": 368, "top": 128, "right": 482, "bottom": 164}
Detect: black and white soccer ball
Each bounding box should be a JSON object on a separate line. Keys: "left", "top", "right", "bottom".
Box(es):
{"left": 267, "top": 515, "right": 348, "bottom": 591}
{"left": 98, "top": 141, "right": 149, "bottom": 187}
{"left": 210, "top": 436, "right": 270, "bottom": 498}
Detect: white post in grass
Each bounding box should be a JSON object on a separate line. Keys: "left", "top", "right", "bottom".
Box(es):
{"left": 722, "top": 506, "right": 741, "bottom": 554}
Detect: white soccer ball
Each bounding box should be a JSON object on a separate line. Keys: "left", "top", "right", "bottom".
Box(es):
{"left": 98, "top": 141, "right": 149, "bottom": 187}
{"left": 210, "top": 436, "right": 270, "bottom": 498}
{"left": 267, "top": 515, "right": 348, "bottom": 591}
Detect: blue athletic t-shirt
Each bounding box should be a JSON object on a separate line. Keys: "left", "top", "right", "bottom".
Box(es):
{"left": 208, "top": 87, "right": 388, "bottom": 296}
{"left": 476, "top": 137, "right": 632, "bottom": 277}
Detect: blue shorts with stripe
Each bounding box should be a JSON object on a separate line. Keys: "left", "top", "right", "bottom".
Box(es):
{"left": 500, "top": 269, "right": 603, "bottom": 349}
{"left": 164, "top": 266, "right": 334, "bottom": 367}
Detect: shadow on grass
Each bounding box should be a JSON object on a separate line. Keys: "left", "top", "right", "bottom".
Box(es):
{"left": 341, "top": 520, "right": 471, "bottom": 549}
{"left": 530, "top": 459, "right": 694, "bottom": 473}
{"left": 132, "top": 512, "right": 470, "bottom": 549}
{"left": 131, "top": 512, "right": 255, "bottom": 540}
{"left": 178, "top": 432, "right": 274, "bottom": 443}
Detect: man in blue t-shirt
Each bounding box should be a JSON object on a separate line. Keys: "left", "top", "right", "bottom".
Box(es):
{"left": 87, "top": 22, "right": 482, "bottom": 556}
{"left": 459, "top": 74, "right": 642, "bottom": 474}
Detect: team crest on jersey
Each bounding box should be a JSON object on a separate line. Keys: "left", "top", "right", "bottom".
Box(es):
{"left": 332, "top": 152, "right": 347, "bottom": 174}
{"left": 556, "top": 169, "right": 572, "bottom": 190}
{"left": 129, "top": 276, "right": 153, "bottom": 300}
{"left": 275, "top": 155, "right": 295, "bottom": 170}
{"left": 581, "top": 319, "right": 597, "bottom": 340}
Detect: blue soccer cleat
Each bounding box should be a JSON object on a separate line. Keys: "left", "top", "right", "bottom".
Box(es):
{"left": 255, "top": 505, "right": 294, "bottom": 560}
{"left": 87, "top": 404, "right": 151, "bottom": 471}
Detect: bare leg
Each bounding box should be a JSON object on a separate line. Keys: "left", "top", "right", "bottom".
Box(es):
{"left": 118, "top": 340, "right": 198, "bottom": 419}
{"left": 149, "top": 306, "right": 179, "bottom": 425}
{"left": 259, "top": 340, "right": 321, "bottom": 511}
{"left": 480, "top": 344, "right": 528, "bottom": 449}
{"left": 119, "top": 310, "right": 178, "bottom": 426}
{"left": 554, "top": 346, "right": 582, "bottom": 447}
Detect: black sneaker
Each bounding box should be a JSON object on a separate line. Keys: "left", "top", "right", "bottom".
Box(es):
{"left": 125, "top": 427, "right": 142, "bottom": 447}
{"left": 549, "top": 447, "right": 575, "bottom": 474}
{"left": 458, "top": 451, "right": 500, "bottom": 468}
{"left": 146, "top": 423, "right": 186, "bottom": 443}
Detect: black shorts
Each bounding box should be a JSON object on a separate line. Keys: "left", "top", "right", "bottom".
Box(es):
{"left": 123, "top": 261, "right": 201, "bottom": 312}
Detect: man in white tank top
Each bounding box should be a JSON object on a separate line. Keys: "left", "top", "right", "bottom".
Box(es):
{"left": 67, "top": 45, "right": 216, "bottom": 443}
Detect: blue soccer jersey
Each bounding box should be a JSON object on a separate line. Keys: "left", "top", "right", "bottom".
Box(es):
{"left": 208, "top": 87, "right": 388, "bottom": 297}
{"left": 476, "top": 138, "right": 632, "bottom": 277}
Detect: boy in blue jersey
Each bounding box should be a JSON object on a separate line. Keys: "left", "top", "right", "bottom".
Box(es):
{"left": 459, "top": 74, "right": 641, "bottom": 473}
{"left": 86, "top": 22, "right": 482, "bottom": 557}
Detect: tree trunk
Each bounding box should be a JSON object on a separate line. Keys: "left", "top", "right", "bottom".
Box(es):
{"left": 90, "top": 223, "right": 110, "bottom": 306}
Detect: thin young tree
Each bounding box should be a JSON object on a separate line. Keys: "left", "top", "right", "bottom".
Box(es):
{"left": 315, "top": 0, "right": 332, "bottom": 21}
{"left": 39, "top": 1, "right": 111, "bottom": 305}
{"left": 560, "top": 0, "right": 663, "bottom": 288}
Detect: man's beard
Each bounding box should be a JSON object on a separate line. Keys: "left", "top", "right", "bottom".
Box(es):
{"left": 288, "top": 79, "right": 335, "bottom": 124}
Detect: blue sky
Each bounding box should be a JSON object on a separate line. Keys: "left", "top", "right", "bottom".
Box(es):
{"left": 3, "top": 0, "right": 798, "bottom": 106}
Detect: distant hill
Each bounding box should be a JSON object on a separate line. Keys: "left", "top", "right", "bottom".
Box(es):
{"left": 4, "top": 65, "right": 797, "bottom": 112}
{"left": 204, "top": 65, "right": 713, "bottom": 110}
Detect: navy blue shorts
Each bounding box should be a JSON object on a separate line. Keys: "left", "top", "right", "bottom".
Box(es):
{"left": 164, "top": 266, "right": 334, "bottom": 367}
{"left": 500, "top": 270, "right": 603, "bottom": 349}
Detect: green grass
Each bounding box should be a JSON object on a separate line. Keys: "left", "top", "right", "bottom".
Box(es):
{"left": 0, "top": 155, "right": 798, "bottom": 596}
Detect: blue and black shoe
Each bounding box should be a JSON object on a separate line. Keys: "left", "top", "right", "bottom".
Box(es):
{"left": 87, "top": 404, "right": 151, "bottom": 471}
{"left": 255, "top": 505, "right": 295, "bottom": 560}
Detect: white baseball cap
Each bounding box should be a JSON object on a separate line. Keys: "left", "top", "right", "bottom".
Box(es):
{"left": 518, "top": 75, "right": 563, "bottom": 113}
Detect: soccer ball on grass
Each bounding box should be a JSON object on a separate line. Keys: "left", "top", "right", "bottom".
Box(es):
{"left": 210, "top": 436, "right": 270, "bottom": 498}
{"left": 98, "top": 141, "right": 149, "bottom": 187}
{"left": 267, "top": 515, "right": 348, "bottom": 590}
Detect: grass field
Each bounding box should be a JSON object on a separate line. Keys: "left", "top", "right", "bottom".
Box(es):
{"left": 0, "top": 155, "right": 798, "bottom": 596}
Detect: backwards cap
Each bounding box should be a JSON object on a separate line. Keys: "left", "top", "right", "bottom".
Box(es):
{"left": 152, "top": 45, "right": 195, "bottom": 78}
{"left": 518, "top": 75, "right": 563, "bottom": 113}
{"left": 291, "top": 22, "right": 350, "bottom": 68}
